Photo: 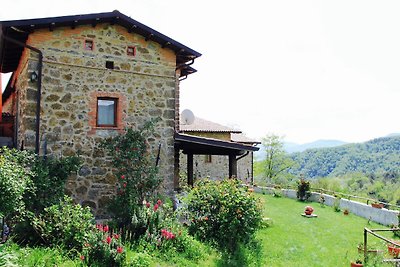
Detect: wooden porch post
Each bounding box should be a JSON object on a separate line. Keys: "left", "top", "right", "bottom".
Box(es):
{"left": 229, "top": 154, "right": 237, "bottom": 178}
{"left": 173, "top": 148, "right": 180, "bottom": 190}
{"left": 187, "top": 152, "right": 194, "bottom": 186}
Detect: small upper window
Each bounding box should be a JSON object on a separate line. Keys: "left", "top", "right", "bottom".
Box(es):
{"left": 84, "top": 40, "right": 94, "bottom": 51}
{"left": 97, "top": 98, "right": 117, "bottom": 127}
{"left": 127, "top": 46, "right": 136, "bottom": 56}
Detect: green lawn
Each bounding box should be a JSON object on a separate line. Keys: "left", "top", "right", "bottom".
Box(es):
{"left": 257, "top": 194, "right": 394, "bottom": 267}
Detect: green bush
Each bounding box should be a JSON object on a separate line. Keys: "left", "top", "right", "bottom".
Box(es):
{"left": 185, "top": 179, "right": 263, "bottom": 252}
{"left": 297, "top": 178, "right": 311, "bottom": 201}
{"left": 32, "top": 196, "right": 94, "bottom": 251}
{"left": 100, "top": 119, "right": 162, "bottom": 225}
{"left": 28, "top": 155, "right": 81, "bottom": 213}
{"left": 0, "top": 148, "right": 33, "bottom": 220}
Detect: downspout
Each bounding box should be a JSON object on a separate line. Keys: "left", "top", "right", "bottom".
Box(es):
{"left": 1, "top": 34, "right": 43, "bottom": 155}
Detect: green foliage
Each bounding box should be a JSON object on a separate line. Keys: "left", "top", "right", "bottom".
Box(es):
{"left": 0, "top": 148, "right": 33, "bottom": 220}
{"left": 28, "top": 155, "right": 81, "bottom": 213}
{"left": 100, "top": 119, "right": 162, "bottom": 224}
{"left": 289, "top": 136, "right": 400, "bottom": 178}
{"left": 257, "top": 134, "right": 296, "bottom": 185}
{"left": 82, "top": 224, "right": 126, "bottom": 267}
{"left": 296, "top": 178, "right": 311, "bottom": 201}
{"left": 128, "top": 252, "right": 151, "bottom": 267}
{"left": 32, "top": 196, "right": 94, "bottom": 251}
{"left": 185, "top": 179, "right": 263, "bottom": 252}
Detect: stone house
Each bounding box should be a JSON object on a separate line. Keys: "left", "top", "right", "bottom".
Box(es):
{"left": 0, "top": 11, "right": 258, "bottom": 216}
{"left": 179, "top": 117, "right": 260, "bottom": 184}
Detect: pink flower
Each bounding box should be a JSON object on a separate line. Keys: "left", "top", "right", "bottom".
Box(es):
{"left": 96, "top": 224, "right": 103, "bottom": 231}
{"left": 113, "top": 233, "right": 120, "bottom": 239}
{"left": 80, "top": 255, "right": 85, "bottom": 261}
{"left": 103, "top": 225, "right": 109, "bottom": 232}
{"left": 157, "top": 199, "right": 162, "bottom": 206}
{"left": 120, "top": 175, "right": 125, "bottom": 180}
{"left": 123, "top": 183, "right": 127, "bottom": 188}
{"left": 117, "top": 246, "right": 123, "bottom": 254}
{"left": 106, "top": 236, "right": 112, "bottom": 244}
{"left": 146, "top": 202, "right": 150, "bottom": 208}
{"left": 153, "top": 204, "right": 159, "bottom": 212}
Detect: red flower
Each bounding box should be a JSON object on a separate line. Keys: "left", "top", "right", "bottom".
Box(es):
{"left": 113, "top": 233, "right": 120, "bottom": 239}
{"left": 153, "top": 204, "right": 159, "bottom": 212}
{"left": 80, "top": 255, "right": 85, "bottom": 261}
{"left": 123, "top": 183, "right": 127, "bottom": 188}
{"left": 157, "top": 199, "right": 162, "bottom": 206}
{"left": 117, "top": 246, "right": 123, "bottom": 254}
{"left": 204, "top": 217, "right": 209, "bottom": 221}
{"left": 146, "top": 202, "right": 150, "bottom": 208}
{"left": 106, "top": 236, "right": 112, "bottom": 244}
{"left": 103, "top": 225, "right": 109, "bottom": 232}
{"left": 120, "top": 175, "right": 125, "bottom": 180}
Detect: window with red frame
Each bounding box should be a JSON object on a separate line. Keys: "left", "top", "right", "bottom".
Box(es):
{"left": 84, "top": 39, "right": 94, "bottom": 51}
{"left": 127, "top": 46, "right": 136, "bottom": 56}
{"left": 97, "top": 98, "right": 117, "bottom": 127}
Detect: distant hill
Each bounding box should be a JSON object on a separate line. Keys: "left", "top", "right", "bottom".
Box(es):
{"left": 284, "top": 139, "right": 348, "bottom": 154}
{"left": 288, "top": 136, "right": 400, "bottom": 178}
{"left": 254, "top": 139, "right": 347, "bottom": 160}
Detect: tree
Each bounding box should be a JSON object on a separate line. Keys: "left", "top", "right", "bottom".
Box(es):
{"left": 260, "top": 134, "right": 295, "bottom": 185}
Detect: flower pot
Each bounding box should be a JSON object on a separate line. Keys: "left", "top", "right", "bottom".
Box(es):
{"left": 304, "top": 206, "right": 314, "bottom": 215}
{"left": 371, "top": 203, "right": 383, "bottom": 209}
{"left": 351, "top": 262, "right": 363, "bottom": 267}
{"left": 343, "top": 210, "right": 349, "bottom": 215}
{"left": 388, "top": 245, "right": 400, "bottom": 257}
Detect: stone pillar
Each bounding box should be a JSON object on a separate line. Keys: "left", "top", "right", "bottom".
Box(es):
{"left": 187, "top": 152, "right": 194, "bottom": 186}
{"left": 174, "top": 148, "right": 180, "bottom": 190}
{"left": 229, "top": 154, "right": 237, "bottom": 178}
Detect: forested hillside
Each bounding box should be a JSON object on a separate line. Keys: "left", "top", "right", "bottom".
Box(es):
{"left": 289, "top": 136, "right": 400, "bottom": 178}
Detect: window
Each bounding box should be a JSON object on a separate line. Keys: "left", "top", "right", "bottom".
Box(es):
{"left": 205, "top": 155, "right": 212, "bottom": 163}
{"left": 84, "top": 39, "right": 94, "bottom": 51}
{"left": 97, "top": 98, "right": 117, "bottom": 127}
{"left": 127, "top": 46, "right": 136, "bottom": 56}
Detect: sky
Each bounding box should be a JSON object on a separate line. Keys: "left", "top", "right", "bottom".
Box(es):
{"left": 1, "top": 0, "right": 400, "bottom": 144}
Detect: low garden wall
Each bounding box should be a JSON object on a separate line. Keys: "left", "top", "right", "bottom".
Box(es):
{"left": 254, "top": 186, "right": 399, "bottom": 226}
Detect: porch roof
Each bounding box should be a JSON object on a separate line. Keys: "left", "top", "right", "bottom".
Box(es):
{"left": 175, "top": 133, "right": 259, "bottom": 156}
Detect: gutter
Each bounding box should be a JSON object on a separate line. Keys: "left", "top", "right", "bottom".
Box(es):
{"left": 1, "top": 34, "right": 43, "bottom": 154}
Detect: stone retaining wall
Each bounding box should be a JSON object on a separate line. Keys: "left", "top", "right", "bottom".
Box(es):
{"left": 255, "top": 186, "right": 399, "bottom": 226}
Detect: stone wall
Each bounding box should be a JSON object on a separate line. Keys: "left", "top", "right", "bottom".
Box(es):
{"left": 13, "top": 23, "right": 178, "bottom": 216}
{"left": 179, "top": 152, "right": 254, "bottom": 184}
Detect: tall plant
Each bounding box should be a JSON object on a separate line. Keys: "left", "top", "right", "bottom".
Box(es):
{"left": 100, "top": 119, "right": 162, "bottom": 224}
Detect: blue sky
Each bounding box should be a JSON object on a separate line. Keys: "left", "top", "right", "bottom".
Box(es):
{"left": 2, "top": 0, "right": 400, "bottom": 144}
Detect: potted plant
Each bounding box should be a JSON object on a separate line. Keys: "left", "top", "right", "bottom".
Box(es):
{"left": 350, "top": 259, "right": 363, "bottom": 267}
{"left": 304, "top": 206, "right": 314, "bottom": 215}
{"left": 387, "top": 241, "right": 400, "bottom": 257}
{"left": 343, "top": 209, "right": 349, "bottom": 215}
{"left": 371, "top": 202, "right": 384, "bottom": 209}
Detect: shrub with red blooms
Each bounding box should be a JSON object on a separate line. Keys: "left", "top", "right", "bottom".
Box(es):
{"left": 100, "top": 119, "right": 162, "bottom": 226}
{"left": 186, "top": 179, "right": 263, "bottom": 252}
{"left": 81, "top": 224, "right": 126, "bottom": 266}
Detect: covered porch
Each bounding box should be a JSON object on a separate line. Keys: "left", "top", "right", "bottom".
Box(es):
{"left": 174, "top": 133, "right": 259, "bottom": 188}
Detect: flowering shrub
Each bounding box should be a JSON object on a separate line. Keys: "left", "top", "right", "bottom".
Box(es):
{"left": 32, "top": 196, "right": 94, "bottom": 251}
{"left": 185, "top": 179, "right": 263, "bottom": 252}
{"left": 133, "top": 199, "right": 204, "bottom": 262}
{"left": 81, "top": 224, "right": 126, "bottom": 266}
{"left": 100, "top": 119, "right": 162, "bottom": 225}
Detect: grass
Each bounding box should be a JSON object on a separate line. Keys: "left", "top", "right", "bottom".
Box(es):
{"left": 257, "top": 194, "right": 395, "bottom": 266}
{"left": 3, "top": 194, "right": 398, "bottom": 266}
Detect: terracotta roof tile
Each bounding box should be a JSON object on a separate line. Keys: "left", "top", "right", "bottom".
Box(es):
{"left": 180, "top": 117, "right": 242, "bottom": 133}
